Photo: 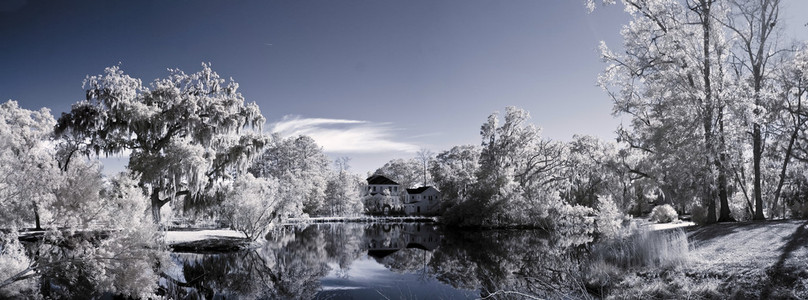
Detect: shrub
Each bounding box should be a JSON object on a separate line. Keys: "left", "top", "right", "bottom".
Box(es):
{"left": 650, "top": 204, "right": 677, "bottom": 223}
{"left": 586, "top": 227, "right": 690, "bottom": 291}
{"left": 221, "top": 174, "right": 283, "bottom": 241}
{"left": 790, "top": 202, "right": 808, "bottom": 219}
{"left": 690, "top": 205, "right": 707, "bottom": 225}
{"left": 596, "top": 195, "right": 628, "bottom": 240}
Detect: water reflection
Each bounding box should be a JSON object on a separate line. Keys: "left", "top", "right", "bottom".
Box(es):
{"left": 160, "top": 223, "right": 593, "bottom": 299}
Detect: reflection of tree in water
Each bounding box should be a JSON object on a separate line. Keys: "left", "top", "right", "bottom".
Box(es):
{"left": 27, "top": 229, "right": 167, "bottom": 299}
{"left": 383, "top": 248, "right": 433, "bottom": 277}
{"left": 430, "top": 229, "right": 590, "bottom": 299}
{"left": 163, "top": 224, "right": 369, "bottom": 299}
{"left": 322, "top": 223, "right": 365, "bottom": 273}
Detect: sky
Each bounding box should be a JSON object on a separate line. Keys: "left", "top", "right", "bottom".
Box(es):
{"left": 1, "top": 0, "right": 807, "bottom": 175}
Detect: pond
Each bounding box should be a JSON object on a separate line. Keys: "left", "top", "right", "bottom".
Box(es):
{"left": 159, "top": 223, "right": 597, "bottom": 299}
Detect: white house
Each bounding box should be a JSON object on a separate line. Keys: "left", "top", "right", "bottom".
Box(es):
{"left": 365, "top": 174, "right": 401, "bottom": 196}
{"left": 364, "top": 175, "right": 402, "bottom": 214}
{"left": 403, "top": 186, "right": 441, "bottom": 216}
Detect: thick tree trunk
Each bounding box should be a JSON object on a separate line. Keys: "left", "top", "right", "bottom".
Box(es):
{"left": 150, "top": 188, "right": 170, "bottom": 224}
{"left": 699, "top": 0, "right": 718, "bottom": 224}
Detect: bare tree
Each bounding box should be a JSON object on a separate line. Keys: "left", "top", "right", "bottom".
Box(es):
{"left": 417, "top": 149, "right": 434, "bottom": 187}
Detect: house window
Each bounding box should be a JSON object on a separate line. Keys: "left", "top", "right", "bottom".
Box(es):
{"left": 373, "top": 186, "right": 377, "bottom": 192}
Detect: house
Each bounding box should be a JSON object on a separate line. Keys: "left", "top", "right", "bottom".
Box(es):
{"left": 364, "top": 175, "right": 402, "bottom": 214}
{"left": 403, "top": 186, "right": 441, "bottom": 216}
{"left": 365, "top": 174, "right": 401, "bottom": 196}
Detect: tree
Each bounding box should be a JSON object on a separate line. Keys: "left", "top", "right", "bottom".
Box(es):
{"left": 448, "top": 107, "right": 573, "bottom": 228}
{"left": 430, "top": 145, "right": 480, "bottom": 212}
{"left": 249, "top": 135, "right": 330, "bottom": 216}
{"left": 324, "top": 171, "right": 363, "bottom": 216}
{"left": 416, "top": 149, "right": 435, "bottom": 187}
{"left": 1, "top": 171, "right": 166, "bottom": 298}
{"left": 598, "top": 0, "right": 736, "bottom": 223}
{"left": 220, "top": 174, "right": 283, "bottom": 241}
{"left": 0, "top": 100, "right": 59, "bottom": 229}
{"left": 724, "top": 0, "right": 783, "bottom": 220}
{"left": 765, "top": 47, "right": 808, "bottom": 218}
{"left": 374, "top": 158, "right": 422, "bottom": 189}
{"left": 54, "top": 64, "right": 266, "bottom": 223}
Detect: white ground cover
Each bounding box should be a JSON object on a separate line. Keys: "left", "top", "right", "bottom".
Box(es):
{"left": 646, "top": 220, "right": 696, "bottom": 231}
{"left": 163, "top": 229, "right": 246, "bottom": 244}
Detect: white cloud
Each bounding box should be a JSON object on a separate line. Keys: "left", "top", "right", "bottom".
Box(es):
{"left": 269, "top": 116, "right": 420, "bottom": 154}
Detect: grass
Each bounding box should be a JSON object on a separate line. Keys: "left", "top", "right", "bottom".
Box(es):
{"left": 585, "top": 226, "right": 690, "bottom": 296}
{"left": 589, "top": 219, "right": 808, "bottom": 299}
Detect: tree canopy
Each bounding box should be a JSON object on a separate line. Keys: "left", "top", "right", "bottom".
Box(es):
{"left": 55, "top": 63, "right": 267, "bottom": 222}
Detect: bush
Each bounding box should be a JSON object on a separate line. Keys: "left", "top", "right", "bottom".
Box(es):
{"left": 790, "top": 202, "right": 808, "bottom": 219}
{"left": 596, "top": 195, "right": 629, "bottom": 240}
{"left": 221, "top": 174, "right": 283, "bottom": 241}
{"left": 691, "top": 205, "right": 707, "bottom": 225}
{"left": 586, "top": 227, "right": 690, "bottom": 291}
{"left": 650, "top": 204, "right": 677, "bottom": 223}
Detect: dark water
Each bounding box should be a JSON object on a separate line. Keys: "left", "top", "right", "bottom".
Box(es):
{"left": 160, "top": 223, "right": 593, "bottom": 299}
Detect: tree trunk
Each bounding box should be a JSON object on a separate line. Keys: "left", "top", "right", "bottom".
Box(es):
{"left": 717, "top": 165, "right": 733, "bottom": 222}
{"left": 771, "top": 124, "right": 798, "bottom": 219}
{"left": 32, "top": 201, "right": 41, "bottom": 231}
{"left": 150, "top": 188, "right": 170, "bottom": 224}
{"left": 706, "top": 185, "right": 717, "bottom": 224}
{"left": 771, "top": 89, "right": 803, "bottom": 219}
{"left": 717, "top": 111, "right": 734, "bottom": 222}
{"left": 753, "top": 123, "right": 765, "bottom": 220}
{"left": 698, "top": 0, "right": 717, "bottom": 224}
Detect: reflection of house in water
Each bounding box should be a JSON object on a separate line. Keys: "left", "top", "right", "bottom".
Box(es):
{"left": 365, "top": 223, "right": 441, "bottom": 260}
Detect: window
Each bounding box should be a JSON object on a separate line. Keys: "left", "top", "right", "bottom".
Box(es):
{"left": 373, "top": 186, "right": 377, "bottom": 192}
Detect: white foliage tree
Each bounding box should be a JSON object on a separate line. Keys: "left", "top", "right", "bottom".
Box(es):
{"left": 250, "top": 135, "right": 330, "bottom": 216}
{"left": 55, "top": 63, "right": 267, "bottom": 224}
{"left": 0, "top": 100, "right": 59, "bottom": 229}
{"left": 324, "top": 170, "right": 363, "bottom": 216}
{"left": 221, "top": 174, "right": 283, "bottom": 241}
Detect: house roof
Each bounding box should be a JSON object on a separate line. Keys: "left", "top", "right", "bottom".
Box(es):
{"left": 367, "top": 175, "right": 399, "bottom": 185}
{"left": 406, "top": 186, "right": 433, "bottom": 194}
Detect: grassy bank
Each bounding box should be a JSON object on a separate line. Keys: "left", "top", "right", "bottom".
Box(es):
{"left": 599, "top": 219, "right": 808, "bottom": 299}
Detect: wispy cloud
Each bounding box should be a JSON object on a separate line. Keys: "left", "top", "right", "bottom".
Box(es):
{"left": 269, "top": 116, "right": 420, "bottom": 154}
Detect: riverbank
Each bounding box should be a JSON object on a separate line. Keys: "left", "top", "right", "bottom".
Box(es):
{"left": 284, "top": 215, "right": 439, "bottom": 224}
{"left": 605, "top": 219, "right": 808, "bottom": 299}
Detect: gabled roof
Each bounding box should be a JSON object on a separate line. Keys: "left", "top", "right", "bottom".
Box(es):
{"left": 406, "top": 186, "right": 436, "bottom": 194}
{"left": 367, "top": 174, "right": 398, "bottom": 185}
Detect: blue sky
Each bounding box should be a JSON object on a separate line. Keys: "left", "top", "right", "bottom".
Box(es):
{"left": 2, "top": 0, "right": 807, "bottom": 174}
